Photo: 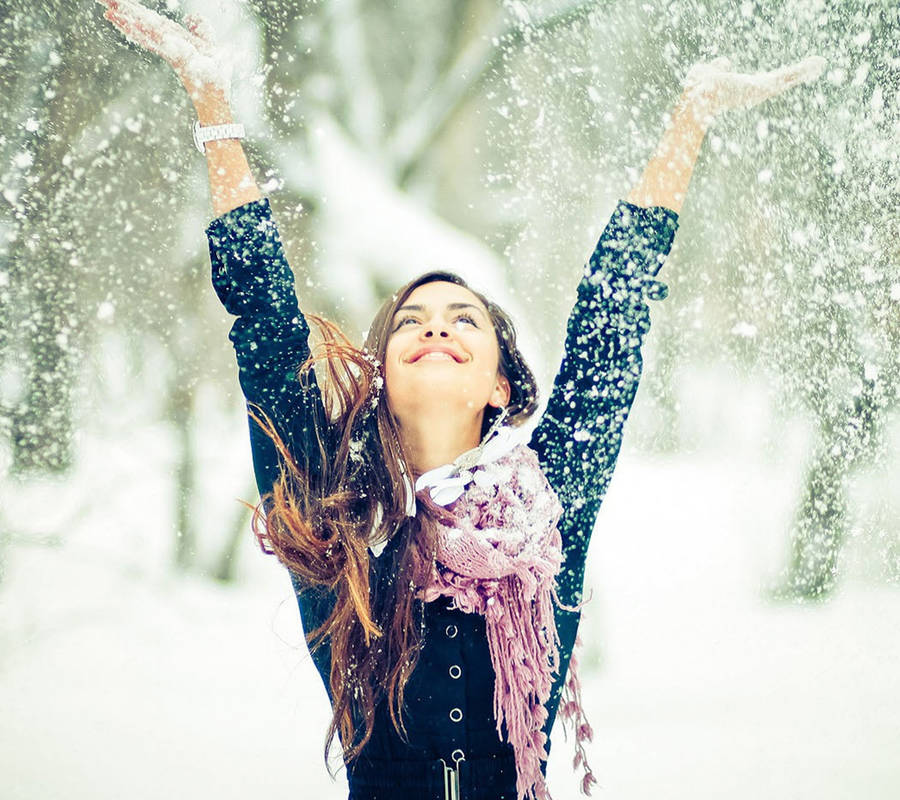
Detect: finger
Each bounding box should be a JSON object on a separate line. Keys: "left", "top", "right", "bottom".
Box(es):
{"left": 97, "top": 0, "right": 129, "bottom": 18}
{"left": 103, "top": 2, "right": 165, "bottom": 47}
{"left": 115, "top": 0, "right": 198, "bottom": 50}
{"left": 183, "top": 12, "right": 217, "bottom": 47}
{"left": 773, "top": 55, "right": 827, "bottom": 88}
{"left": 748, "top": 56, "right": 826, "bottom": 107}
{"left": 104, "top": 8, "right": 166, "bottom": 57}
{"left": 107, "top": 2, "right": 197, "bottom": 67}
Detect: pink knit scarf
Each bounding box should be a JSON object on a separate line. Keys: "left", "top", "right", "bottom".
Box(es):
{"left": 412, "top": 442, "right": 597, "bottom": 800}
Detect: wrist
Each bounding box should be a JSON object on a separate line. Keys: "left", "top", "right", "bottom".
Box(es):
{"left": 191, "top": 90, "right": 234, "bottom": 125}
{"left": 195, "top": 106, "right": 234, "bottom": 126}
{"left": 675, "top": 91, "right": 714, "bottom": 134}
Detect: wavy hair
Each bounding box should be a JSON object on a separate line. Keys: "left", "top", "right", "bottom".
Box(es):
{"left": 245, "top": 270, "right": 539, "bottom": 772}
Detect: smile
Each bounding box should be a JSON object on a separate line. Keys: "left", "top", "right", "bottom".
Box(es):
{"left": 407, "top": 346, "right": 467, "bottom": 363}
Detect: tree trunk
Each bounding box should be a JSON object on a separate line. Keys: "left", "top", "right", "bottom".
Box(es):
{"left": 774, "top": 373, "right": 882, "bottom": 600}
{"left": 8, "top": 216, "right": 79, "bottom": 474}
{"left": 3, "top": 17, "right": 106, "bottom": 475}
{"left": 169, "top": 368, "right": 197, "bottom": 571}
{"left": 212, "top": 477, "right": 257, "bottom": 583}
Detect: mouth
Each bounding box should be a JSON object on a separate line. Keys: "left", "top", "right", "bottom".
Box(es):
{"left": 408, "top": 347, "right": 466, "bottom": 363}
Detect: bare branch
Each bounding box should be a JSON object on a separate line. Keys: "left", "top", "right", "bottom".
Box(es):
{"left": 326, "top": 0, "right": 387, "bottom": 152}
{"left": 387, "top": 0, "right": 598, "bottom": 185}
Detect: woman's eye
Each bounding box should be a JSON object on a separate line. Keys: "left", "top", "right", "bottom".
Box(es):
{"left": 394, "top": 314, "right": 477, "bottom": 330}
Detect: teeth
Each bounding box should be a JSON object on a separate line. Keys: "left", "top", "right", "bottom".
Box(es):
{"left": 418, "top": 352, "right": 456, "bottom": 361}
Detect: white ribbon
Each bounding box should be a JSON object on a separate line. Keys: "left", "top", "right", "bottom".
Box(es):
{"left": 409, "top": 425, "right": 530, "bottom": 513}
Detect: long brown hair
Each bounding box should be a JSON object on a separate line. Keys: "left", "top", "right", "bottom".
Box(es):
{"left": 245, "top": 270, "right": 538, "bottom": 773}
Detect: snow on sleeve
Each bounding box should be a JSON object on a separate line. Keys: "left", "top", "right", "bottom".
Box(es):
{"left": 529, "top": 200, "right": 679, "bottom": 604}
{"left": 205, "top": 197, "right": 302, "bottom": 322}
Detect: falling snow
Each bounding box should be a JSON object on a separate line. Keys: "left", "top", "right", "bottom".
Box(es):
{"left": 1, "top": 1, "right": 898, "bottom": 798}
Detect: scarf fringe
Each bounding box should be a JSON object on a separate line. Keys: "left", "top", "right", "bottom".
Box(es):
{"left": 557, "top": 631, "right": 598, "bottom": 796}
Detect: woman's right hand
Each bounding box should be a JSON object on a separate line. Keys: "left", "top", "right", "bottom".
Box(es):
{"left": 96, "top": 0, "right": 233, "bottom": 114}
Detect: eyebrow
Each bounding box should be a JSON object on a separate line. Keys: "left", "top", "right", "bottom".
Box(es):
{"left": 393, "top": 302, "right": 487, "bottom": 320}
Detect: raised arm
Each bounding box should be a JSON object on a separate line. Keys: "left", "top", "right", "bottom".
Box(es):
{"left": 529, "top": 200, "right": 677, "bottom": 607}
{"left": 628, "top": 55, "right": 826, "bottom": 213}
{"left": 205, "top": 199, "right": 329, "bottom": 496}
{"left": 96, "top": 0, "right": 261, "bottom": 217}
{"left": 532, "top": 55, "right": 826, "bottom": 607}
{"left": 98, "top": 1, "right": 326, "bottom": 496}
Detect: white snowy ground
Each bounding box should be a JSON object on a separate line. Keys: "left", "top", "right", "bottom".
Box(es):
{"left": 1, "top": 366, "right": 898, "bottom": 800}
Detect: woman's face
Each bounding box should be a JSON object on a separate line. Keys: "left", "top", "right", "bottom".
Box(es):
{"left": 383, "top": 280, "right": 510, "bottom": 424}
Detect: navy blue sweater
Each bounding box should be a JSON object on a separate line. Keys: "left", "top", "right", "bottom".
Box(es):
{"left": 205, "top": 197, "right": 678, "bottom": 776}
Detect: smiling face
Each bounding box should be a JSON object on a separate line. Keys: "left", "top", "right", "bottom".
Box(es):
{"left": 383, "top": 280, "right": 511, "bottom": 426}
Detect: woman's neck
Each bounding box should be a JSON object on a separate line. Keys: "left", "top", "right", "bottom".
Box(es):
{"left": 399, "top": 410, "right": 485, "bottom": 478}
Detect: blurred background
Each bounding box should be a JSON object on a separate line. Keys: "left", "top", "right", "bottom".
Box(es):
{"left": 0, "top": 0, "right": 898, "bottom": 798}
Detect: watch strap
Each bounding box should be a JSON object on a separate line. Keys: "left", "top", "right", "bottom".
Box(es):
{"left": 193, "top": 120, "right": 246, "bottom": 154}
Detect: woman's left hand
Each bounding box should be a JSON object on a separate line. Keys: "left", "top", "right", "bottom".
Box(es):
{"left": 684, "top": 55, "right": 827, "bottom": 123}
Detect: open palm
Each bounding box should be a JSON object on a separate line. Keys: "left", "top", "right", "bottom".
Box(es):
{"left": 686, "top": 55, "right": 827, "bottom": 120}
{"left": 96, "top": 0, "right": 231, "bottom": 102}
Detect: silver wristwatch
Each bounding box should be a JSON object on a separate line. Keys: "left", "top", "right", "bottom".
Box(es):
{"left": 192, "top": 120, "right": 246, "bottom": 154}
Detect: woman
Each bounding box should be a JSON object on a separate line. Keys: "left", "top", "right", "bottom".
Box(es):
{"left": 97, "top": 3, "right": 824, "bottom": 799}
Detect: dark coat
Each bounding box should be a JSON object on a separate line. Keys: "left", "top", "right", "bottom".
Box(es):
{"left": 206, "top": 197, "right": 679, "bottom": 799}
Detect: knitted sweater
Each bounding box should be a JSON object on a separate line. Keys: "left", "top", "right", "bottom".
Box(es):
{"left": 205, "top": 197, "right": 679, "bottom": 771}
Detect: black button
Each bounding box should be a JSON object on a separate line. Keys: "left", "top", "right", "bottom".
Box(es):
{"left": 449, "top": 707, "right": 463, "bottom": 722}
{"left": 449, "top": 664, "right": 462, "bottom": 679}
{"left": 445, "top": 624, "right": 458, "bottom": 638}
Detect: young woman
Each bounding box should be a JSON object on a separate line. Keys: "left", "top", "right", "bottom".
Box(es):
{"left": 97, "top": 3, "right": 824, "bottom": 799}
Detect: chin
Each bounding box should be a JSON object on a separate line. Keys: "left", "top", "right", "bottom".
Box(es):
{"left": 390, "top": 388, "right": 487, "bottom": 418}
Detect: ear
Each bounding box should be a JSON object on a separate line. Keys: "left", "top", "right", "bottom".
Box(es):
{"left": 489, "top": 373, "right": 511, "bottom": 408}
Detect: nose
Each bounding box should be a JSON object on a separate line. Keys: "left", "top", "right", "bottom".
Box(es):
{"left": 421, "top": 320, "right": 451, "bottom": 338}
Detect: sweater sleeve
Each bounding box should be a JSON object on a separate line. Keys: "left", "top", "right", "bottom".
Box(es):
{"left": 529, "top": 200, "right": 679, "bottom": 607}
{"left": 205, "top": 197, "right": 330, "bottom": 499}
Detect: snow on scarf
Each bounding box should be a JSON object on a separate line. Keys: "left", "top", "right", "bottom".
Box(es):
{"left": 407, "top": 424, "right": 597, "bottom": 800}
